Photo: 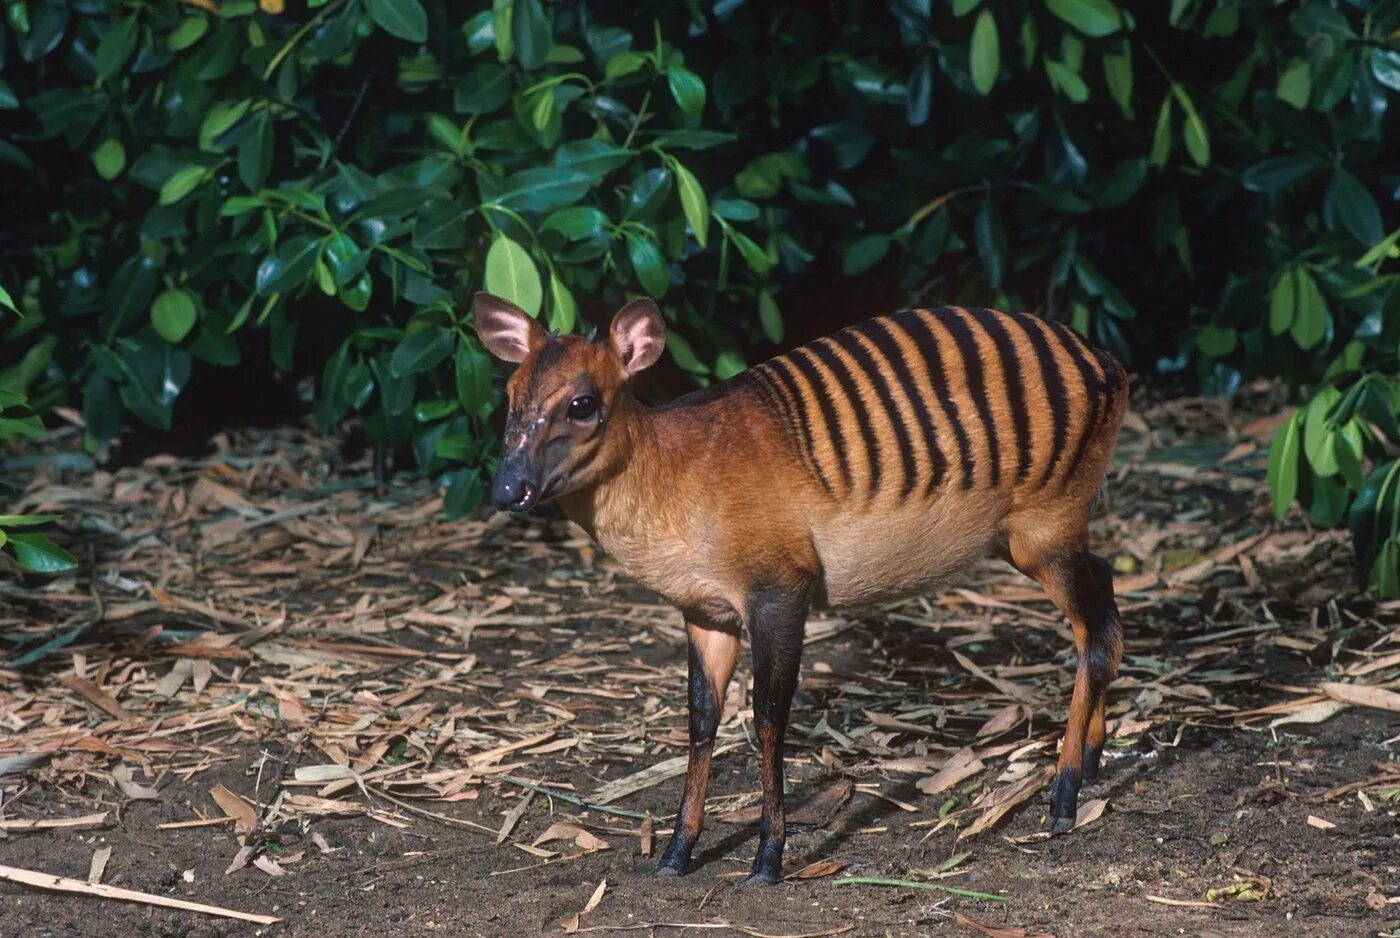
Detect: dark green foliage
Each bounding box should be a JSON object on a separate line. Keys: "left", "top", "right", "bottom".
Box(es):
{"left": 0, "top": 1, "right": 1397, "bottom": 589}
{"left": 1, "top": 0, "right": 773, "bottom": 520}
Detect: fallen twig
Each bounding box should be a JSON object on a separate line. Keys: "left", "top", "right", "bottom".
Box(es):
{"left": 0, "top": 863, "right": 280, "bottom": 925}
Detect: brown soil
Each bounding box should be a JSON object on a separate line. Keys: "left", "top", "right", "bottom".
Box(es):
{"left": 2, "top": 400, "right": 1398, "bottom": 938}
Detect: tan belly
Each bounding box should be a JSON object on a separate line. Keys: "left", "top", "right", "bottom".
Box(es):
{"left": 810, "top": 493, "right": 1009, "bottom": 607}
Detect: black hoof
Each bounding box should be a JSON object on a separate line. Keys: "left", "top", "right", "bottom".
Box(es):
{"left": 742, "top": 869, "right": 780, "bottom": 886}
{"left": 1049, "top": 814, "right": 1075, "bottom": 835}
{"left": 655, "top": 864, "right": 683, "bottom": 877}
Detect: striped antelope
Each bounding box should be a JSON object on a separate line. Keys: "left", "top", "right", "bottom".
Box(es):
{"left": 474, "top": 294, "right": 1128, "bottom": 884}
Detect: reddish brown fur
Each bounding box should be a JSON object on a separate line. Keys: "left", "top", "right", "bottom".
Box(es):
{"left": 474, "top": 295, "right": 1128, "bottom": 880}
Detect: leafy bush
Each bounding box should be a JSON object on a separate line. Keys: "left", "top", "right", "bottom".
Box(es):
{"left": 1267, "top": 232, "right": 1400, "bottom": 598}
{"left": 1, "top": 0, "right": 773, "bottom": 515}
{"left": 3, "top": 0, "right": 1397, "bottom": 587}
{"left": 0, "top": 286, "right": 77, "bottom": 573}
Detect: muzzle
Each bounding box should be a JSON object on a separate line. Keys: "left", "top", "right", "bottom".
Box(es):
{"left": 490, "top": 450, "right": 540, "bottom": 512}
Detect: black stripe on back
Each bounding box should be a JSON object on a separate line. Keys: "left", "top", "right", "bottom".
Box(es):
{"left": 967, "top": 308, "right": 1032, "bottom": 484}
{"left": 787, "top": 347, "right": 855, "bottom": 493}
{"left": 854, "top": 319, "right": 948, "bottom": 496}
{"left": 888, "top": 311, "right": 976, "bottom": 488}
{"left": 808, "top": 339, "right": 881, "bottom": 495}
{"left": 938, "top": 308, "right": 1002, "bottom": 486}
{"left": 750, "top": 367, "right": 821, "bottom": 489}
{"left": 758, "top": 360, "right": 834, "bottom": 494}
{"left": 1011, "top": 315, "right": 1072, "bottom": 487}
{"left": 1041, "top": 319, "right": 1106, "bottom": 483}
{"left": 830, "top": 327, "right": 917, "bottom": 499}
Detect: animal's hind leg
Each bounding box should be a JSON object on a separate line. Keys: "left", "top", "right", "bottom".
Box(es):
{"left": 1008, "top": 540, "right": 1123, "bottom": 833}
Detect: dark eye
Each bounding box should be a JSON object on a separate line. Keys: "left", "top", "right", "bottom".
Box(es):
{"left": 567, "top": 395, "right": 599, "bottom": 421}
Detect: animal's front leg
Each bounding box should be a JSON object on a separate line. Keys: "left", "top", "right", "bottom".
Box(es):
{"left": 658, "top": 620, "right": 739, "bottom": 875}
{"left": 744, "top": 585, "right": 810, "bottom": 886}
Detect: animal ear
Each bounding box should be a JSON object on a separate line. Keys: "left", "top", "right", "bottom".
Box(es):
{"left": 609, "top": 298, "right": 666, "bottom": 376}
{"left": 472, "top": 293, "right": 544, "bottom": 363}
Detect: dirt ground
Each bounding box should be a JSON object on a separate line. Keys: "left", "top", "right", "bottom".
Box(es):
{"left": 2, "top": 394, "right": 1398, "bottom": 937}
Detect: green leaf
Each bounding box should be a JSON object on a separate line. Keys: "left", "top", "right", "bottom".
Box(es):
{"left": 671, "top": 158, "right": 709, "bottom": 248}
{"left": 1267, "top": 412, "right": 1302, "bottom": 517}
{"left": 1045, "top": 0, "right": 1123, "bottom": 37}
{"left": 455, "top": 341, "right": 494, "bottom": 419}
{"left": 1276, "top": 60, "right": 1311, "bottom": 109}
{"left": 605, "top": 50, "right": 650, "bottom": 80}
{"left": 168, "top": 16, "right": 210, "bottom": 51}
{"left": 1045, "top": 60, "right": 1088, "bottom": 103}
{"left": 0, "top": 514, "right": 59, "bottom": 527}
{"left": 1303, "top": 386, "right": 1342, "bottom": 476}
{"left": 5, "top": 531, "right": 78, "bottom": 573}
{"left": 713, "top": 199, "right": 759, "bottom": 222}
{"left": 906, "top": 56, "right": 933, "bottom": 126}
{"left": 484, "top": 234, "right": 543, "bottom": 315}
{"left": 667, "top": 67, "right": 707, "bottom": 115}
{"left": 1241, "top": 154, "right": 1322, "bottom": 193}
{"left": 758, "top": 290, "right": 783, "bottom": 344}
{"left": 1371, "top": 540, "right": 1400, "bottom": 599}
{"left": 1326, "top": 169, "right": 1384, "bottom": 248}
{"left": 970, "top": 11, "right": 1000, "bottom": 96}
{"left": 727, "top": 227, "right": 774, "bottom": 275}
{"left": 541, "top": 206, "right": 609, "bottom": 240}
{"left": 1349, "top": 460, "right": 1399, "bottom": 570}
{"left": 975, "top": 194, "right": 1006, "bottom": 287}
{"left": 454, "top": 63, "right": 514, "bottom": 114}
{"left": 625, "top": 231, "right": 669, "bottom": 297}
{"left": 443, "top": 468, "right": 484, "bottom": 520}
{"left": 1373, "top": 50, "right": 1400, "bottom": 93}
{"left": 511, "top": 0, "right": 552, "bottom": 70}
{"left": 1269, "top": 267, "right": 1297, "bottom": 336}
{"left": 547, "top": 272, "right": 577, "bottom": 334}
{"left": 95, "top": 16, "right": 139, "bottom": 80}
{"left": 842, "top": 234, "right": 891, "bottom": 276}
{"left": 390, "top": 327, "right": 454, "bottom": 378}
{"left": 238, "top": 113, "right": 273, "bottom": 190}
{"left": 530, "top": 88, "right": 554, "bottom": 132}
{"left": 1289, "top": 266, "right": 1329, "bottom": 350}
{"left": 91, "top": 139, "right": 125, "bottom": 180}
{"left": 0, "top": 284, "right": 18, "bottom": 316}
{"left": 199, "top": 100, "right": 250, "bottom": 151}
{"left": 159, "top": 166, "right": 205, "bottom": 206}
{"left": 412, "top": 198, "right": 467, "bottom": 250}
{"left": 495, "top": 168, "right": 591, "bottom": 213}
{"left": 1173, "top": 87, "right": 1210, "bottom": 166}
{"left": 150, "top": 289, "right": 198, "bottom": 344}
{"left": 1149, "top": 95, "right": 1174, "bottom": 168}
{"left": 1103, "top": 45, "right": 1133, "bottom": 115}
{"left": 368, "top": 0, "right": 428, "bottom": 43}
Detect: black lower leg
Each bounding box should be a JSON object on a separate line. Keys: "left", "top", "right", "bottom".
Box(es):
{"left": 659, "top": 639, "right": 722, "bottom": 874}
{"left": 743, "top": 584, "right": 808, "bottom": 886}
{"left": 1049, "top": 553, "right": 1121, "bottom": 834}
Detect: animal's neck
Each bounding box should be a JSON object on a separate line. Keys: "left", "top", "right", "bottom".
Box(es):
{"left": 555, "top": 393, "right": 669, "bottom": 543}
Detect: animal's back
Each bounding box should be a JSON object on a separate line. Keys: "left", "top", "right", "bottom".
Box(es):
{"left": 747, "top": 306, "right": 1128, "bottom": 605}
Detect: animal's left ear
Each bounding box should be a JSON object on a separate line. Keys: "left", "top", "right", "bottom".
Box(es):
{"left": 609, "top": 298, "right": 666, "bottom": 376}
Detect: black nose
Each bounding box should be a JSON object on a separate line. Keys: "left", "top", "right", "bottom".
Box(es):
{"left": 491, "top": 470, "right": 539, "bottom": 512}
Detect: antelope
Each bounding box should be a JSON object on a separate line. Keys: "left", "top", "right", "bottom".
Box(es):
{"left": 473, "top": 293, "right": 1128, "bottom": 884}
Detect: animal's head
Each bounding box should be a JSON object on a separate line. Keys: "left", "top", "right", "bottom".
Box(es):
{"left": 473, "top": 292, "right": 666, "bottom": 512}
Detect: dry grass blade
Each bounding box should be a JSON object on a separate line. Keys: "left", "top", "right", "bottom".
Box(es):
{"left": 0, "top": 863, "right": 280, "bottom": 925}
{"left": 918, "top": 748, "right": 984, "bottom": 795}
{"left": 0, "top": 812, "right": 109, "bottom": 832}
{"left": 958, "top": 765, "right": 1054, "bottom": 841}
{"left": 208, "top": 784, "right": 257, "bottom": 835}
{"left": 953, "top": 912, "right": 1052, "bottom": 938}
{"left": 588, "top": 743, "right": 739, "bottom": 805}
{"left": 1318, "top": 682, "right": 1400, "bottom": 713}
